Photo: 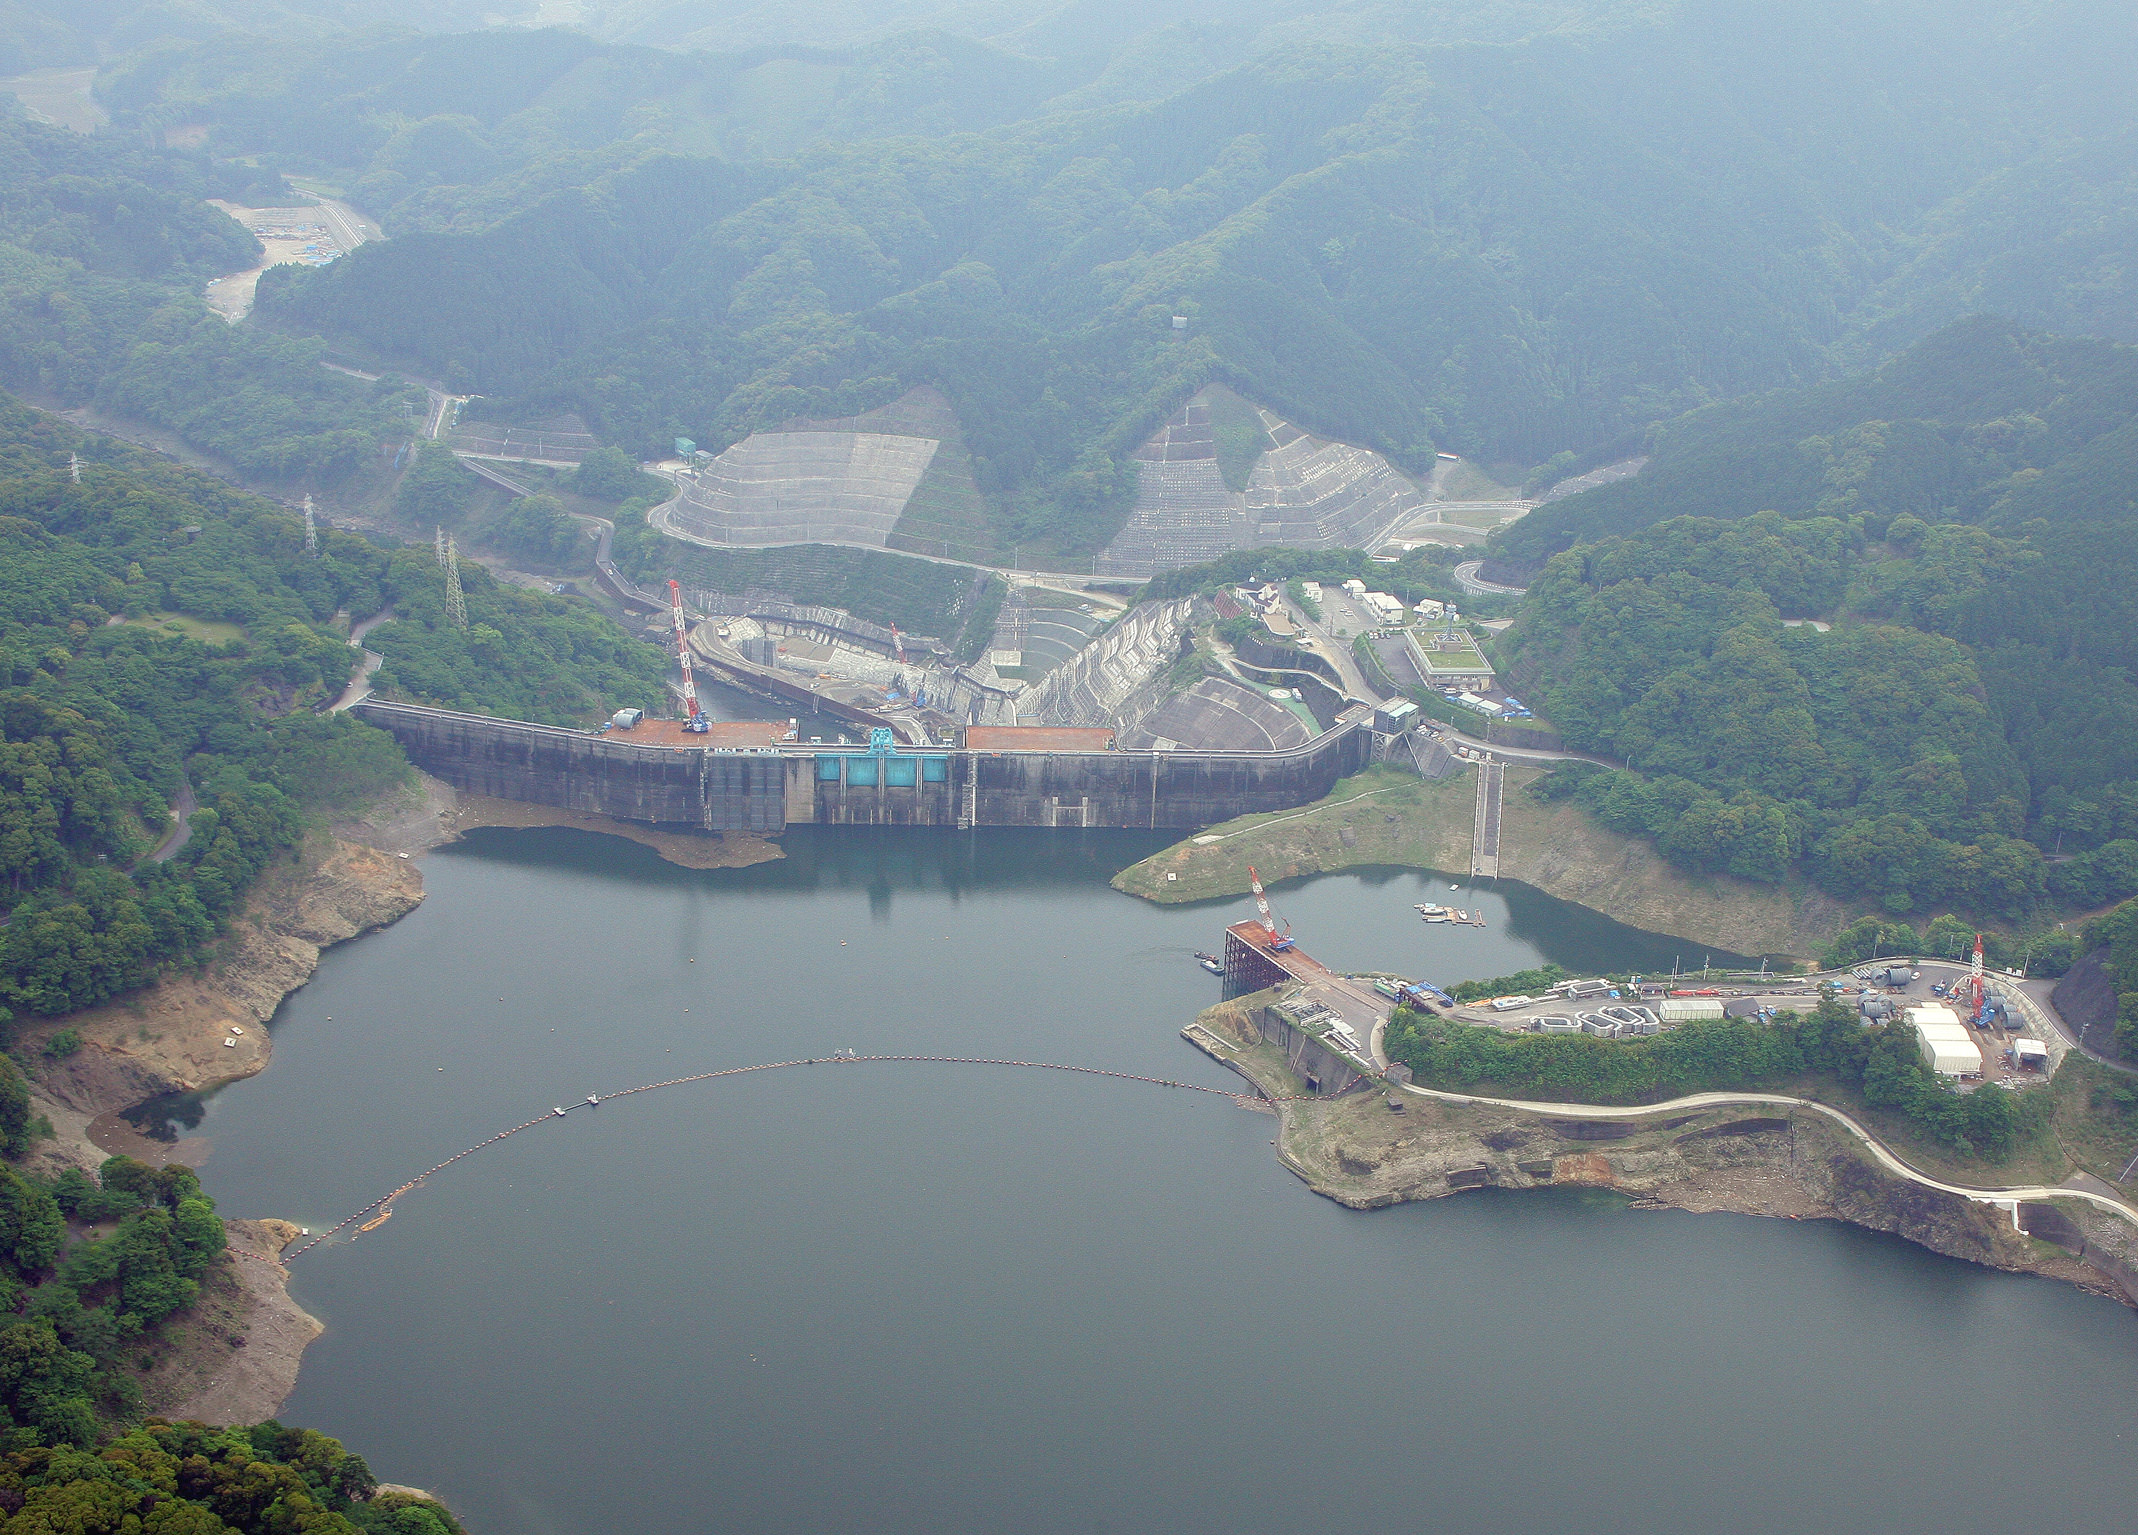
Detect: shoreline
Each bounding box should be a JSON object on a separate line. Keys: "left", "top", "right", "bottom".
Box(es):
{"left": 16, "top": 772, "right": 782, "bottom": 1422}
{"left": 333, "top": 771, "right": 786, "bottom": 870}
{"left": 1114, "top": 765, "right": 1855, "bottom": 958}
{"left": 21, "top": 834, "right": 425, "bottom": 1425}
{"left": 1189, "top": 995, "right": 2138, "bottom": 1310}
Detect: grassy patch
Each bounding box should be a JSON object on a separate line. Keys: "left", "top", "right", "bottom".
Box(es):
{"left": 1207, "top": 385, "right": 1272, "bottom": 492}
{"left": 2049, "top": 1055, "right": 2138, "bottom": 1186}
{"left": 1112, "top": 765, "right": 1473, "bottom": 904}
{"left": 1436, "top": 459, "right": 1521, "bottom": 501}
{"left": 125, "top": 611, "right": 247, "bottom": 644}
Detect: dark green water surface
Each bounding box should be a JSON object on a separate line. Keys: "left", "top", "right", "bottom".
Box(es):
{"left": 180, "top": 828, "right": 2137, "bottom": 1534}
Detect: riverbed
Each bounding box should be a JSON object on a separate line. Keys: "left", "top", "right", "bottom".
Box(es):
{"left": 165, "top": 827, "right": 2137, "bottom": 1534}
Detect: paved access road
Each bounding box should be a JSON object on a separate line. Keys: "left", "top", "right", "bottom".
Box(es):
{"left": 1379, "top": 1076, "right": 2137, "bottom": 1225}
{"left": 146, "top": 776, "right": 197, "bottom": 863}
{"left": 1452, "top": 560, "right": 1527, "bottom": 596}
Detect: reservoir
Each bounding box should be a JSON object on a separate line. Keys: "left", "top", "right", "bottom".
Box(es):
{"left": 172, "top": 828, "right": 2136, "bottom": 1534}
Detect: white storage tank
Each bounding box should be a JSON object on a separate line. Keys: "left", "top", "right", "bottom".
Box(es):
{"left": 1658, "top": 998, "right": 1725, "bottom": 1022}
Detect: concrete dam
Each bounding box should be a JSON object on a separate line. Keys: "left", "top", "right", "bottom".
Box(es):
{"left": 349, "top": 700, "right": 1375, "bottom": 834}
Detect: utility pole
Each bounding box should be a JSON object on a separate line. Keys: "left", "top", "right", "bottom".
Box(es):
{"left": 444, "top": 536, "right": 468, "bottom": 630}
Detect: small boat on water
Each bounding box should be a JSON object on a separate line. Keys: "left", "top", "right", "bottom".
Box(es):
{"left": 1194, "top": 951, "right": 1224, "bottom": 975}
{"left": 1415, "top": 903, "right": 1444, "bottom": 915}
{"left": 1423, "top": 912, "right": 1451, "bottom": 923}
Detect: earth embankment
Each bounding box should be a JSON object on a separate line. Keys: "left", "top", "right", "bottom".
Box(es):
{"left": 1113, "top": 765, "right": 1853, "bottom": 958}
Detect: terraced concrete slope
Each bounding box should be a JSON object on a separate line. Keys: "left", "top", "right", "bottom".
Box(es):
{"left": 1247, "top": 418, "right": 1423, "bottom": 548}
{"left": 653, "top": 387, "right": 996, "bottom": 557}
{"left": 989, "top": 588, "right": 1108, "bottom": 677}
{"left": 1018, "top": 600, "right": 1192, "bottom": 726}
{"left": 1120, "top": 676, "right": 1315, "bottom": 752}
{"left": 1096, "top": 387, "right": 1427, "bottom": 576}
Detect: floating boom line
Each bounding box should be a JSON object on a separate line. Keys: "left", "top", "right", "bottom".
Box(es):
{"left": 280, "top": 1055, "right": 1297, "bottom": 1262}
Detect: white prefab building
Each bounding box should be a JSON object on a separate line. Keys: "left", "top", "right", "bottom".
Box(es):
{"left": 1905, "top": 1004, "right": 1963, "bottom": 1031}
{"left": 1658, "top": 998, "right": 1725, "bottom": 1022}
{"left": 1362, "top": 592, "right": 1405, "bottom": 621}
{"left": 1911, "top": 1018, "right": 1984, "bottom": 1077}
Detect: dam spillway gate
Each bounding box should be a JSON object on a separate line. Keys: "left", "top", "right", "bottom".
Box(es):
{"left": 350, "top": 701, "right": 1374, "bottom": 833}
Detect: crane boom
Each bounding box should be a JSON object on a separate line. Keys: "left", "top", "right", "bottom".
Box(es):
{"left": 1247, "top": 865, "right": 1294, "bottom": 951}
{"left": 668, "top": 579, "right": 710, "bottom": 732}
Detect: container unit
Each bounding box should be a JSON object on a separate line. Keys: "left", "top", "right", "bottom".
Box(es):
{"left": 1658, "top": 998, "right": 1725, "bottom": 1022}
{"left": 1913, "top": 1021, "right": 1984, "bottom": 1077}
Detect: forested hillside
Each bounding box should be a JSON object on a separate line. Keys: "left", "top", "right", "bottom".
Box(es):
{"left": 0, "top": 119, "right": 419, "bottom": 481}
{"left": 1494, "top": 320, "right": 2138, "bottom": 926}
{"left": 93, "top": 0, "right": 2132, "bottom": 552}
{"left": 0, "top": 394, "right": 665, "bottom": 1020}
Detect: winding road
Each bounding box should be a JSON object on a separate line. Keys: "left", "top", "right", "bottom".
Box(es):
{"left": 146, "top": 776, "right": 198, "bottom": 864}
{"left": 328, "top": 607, "right": 394, "bottom": 713}
{"left": 1452, "top": 560, "right": 1527, "bottom": 596}
{"left": 1364, "top": 956, "right": 2138, "bottom": 1227}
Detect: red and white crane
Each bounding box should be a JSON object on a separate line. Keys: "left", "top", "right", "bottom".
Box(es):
{"left": 1966, "top": 930, "right": 1987, "bottom": 1024}
{"left": 1248, "top": 865, "right": 1294, "bottom": 952}
{"left": 668, "top": 579, "right": 710, "bottom": 733}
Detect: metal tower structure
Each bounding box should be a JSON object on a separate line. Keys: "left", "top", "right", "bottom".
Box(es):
{"left": 302, "top": 494, "right": 318, "bottom": 557}
{"left": 444, "top": 536, "right": 468, "bottom": 630}
{"left": 667, "top": 579, "right": 709, "bottom": 731}
{"left": 68, "top": 453, "right": 80, "bottom": 484}
{"left": 435, "top": 526, "right": 447, "bottom": 567}
{"left": 1247, "top": 865, "right": 1294, "bottom": 951}
{"left": 1967, "top": 932, "right": 1987, "bottom": 1024}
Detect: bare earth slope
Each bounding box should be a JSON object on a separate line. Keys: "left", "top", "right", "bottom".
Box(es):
{"left": 19, "top": 836, "right": 423, "bottom": 1425}
{"left": 1114, "top": 765, "right": 1853, "bottom": 957}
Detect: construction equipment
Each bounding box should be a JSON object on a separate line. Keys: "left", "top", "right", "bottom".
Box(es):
{"left": 1965, "top": 932, "right": 1990, "bottom": 1026}
{"left": 668, "top": 579, "right": 711, "bottom": 732}
{"left": 1248, "top": 865, "right": 1294, "bottom": 951}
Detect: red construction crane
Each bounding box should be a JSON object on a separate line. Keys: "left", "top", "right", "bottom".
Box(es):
{"left": 890, "top": 622, "right": 906, "bottom": 664}
{"left": 1967, "top": 931, "right": 1987, "bottom": 1024}
{"left": 668, "top": 579, "right": 710, "bottom": 733}
{"left": 1248, "top": 865, "right": 1294, "bottom": 952}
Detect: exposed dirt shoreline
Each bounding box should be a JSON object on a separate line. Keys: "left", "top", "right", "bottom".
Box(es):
{"left": 1192, "top": 997, "right": 2138, "bottom": 1310}
{"left": 19, "top": 836, "right": 425, "bottom": 1426}
{"left": 1114, "top": 765, "right": 1853, "bottom": 958}
{"left": 335, "top": 772, "right": 785, "bottom": 869}
{"left": 18, "top": 772, "right": 781, "bottom": 1425}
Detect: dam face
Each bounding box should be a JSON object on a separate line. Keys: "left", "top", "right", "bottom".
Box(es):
{"left": 350, "top": 701, "right": 1373, "bottom": 833}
